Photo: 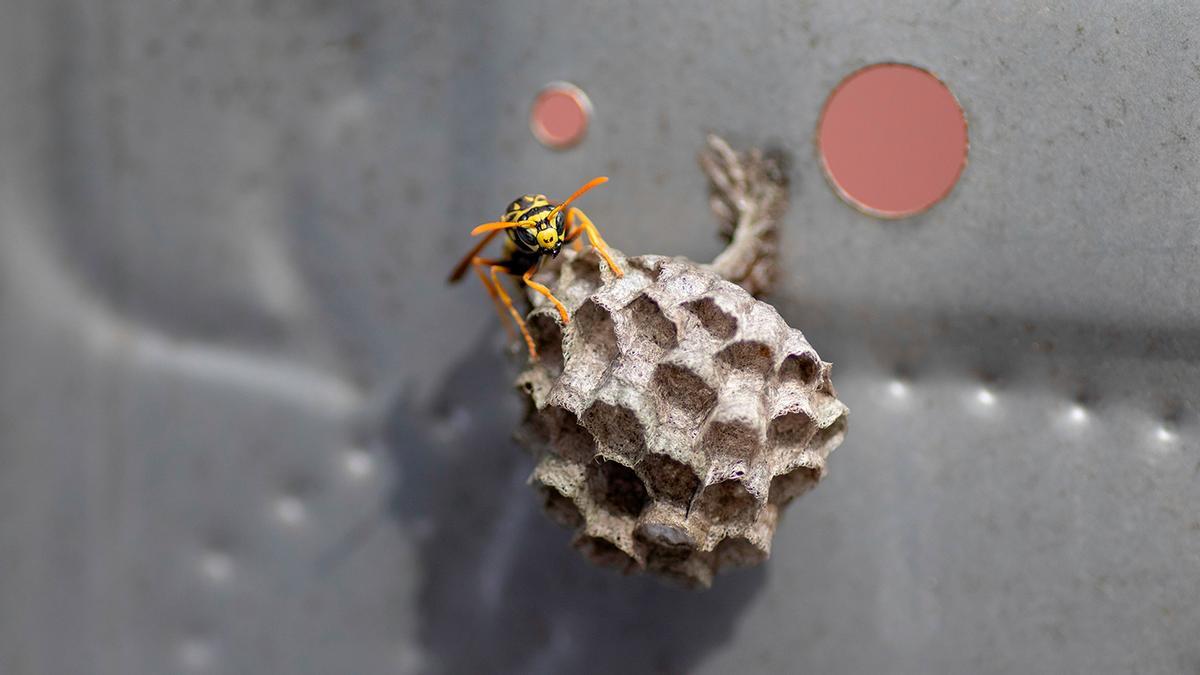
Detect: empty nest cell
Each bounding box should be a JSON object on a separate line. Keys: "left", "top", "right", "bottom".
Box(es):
{"left": 716, "top": 340, "right": 776, "bottom": 379}
{"left": 581, "top": 400, "right": 647, "bottom": 460}
{"left": 682, "top": 297, "right": 739, "bottom": 340}
{"left": 651, "top": 363, "right": 718, "bottom": 427}
{"left": 542, "top": 405, "right": 596, "bottom": 463}
{"left": 626, "top": 294, "right": 679, "bottom": 353}
{"left": 768, "top": 465, "right": 822, "bottom": 507}
{"left": 811, "top": 413, "right": 848, "bottom": 456}
{"left": 712, "top": 536, "right": 768, "bottom": 569}
{"left": 638, "top": 452, "right": 702, "bottom": 504}
{"left": 768, "top": 410, "right": 817, "bottom": 454}
{"left": 527, "top": 310, "right": 565, "bottom": 373}
{"left": 536, "top": 482, "right": 585, "bottom": 528}
{"left": 779, "top": 351, "right": 822, "bottom": 385}
{"left": 586, "top": 459, "right": 650, "bottom": 518}
{"left": 695, "top": 479, "right": 758, "bottom": 524}
{"left": 564, "top": 298, "right": 618, "bottom": 388}
{"left": 700, "top": 419, "right": 761, "bottom": 463}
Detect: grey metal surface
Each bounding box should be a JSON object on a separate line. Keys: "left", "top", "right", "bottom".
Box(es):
{"left": 1, "top": 1, "right": 1197, "bottom": 673}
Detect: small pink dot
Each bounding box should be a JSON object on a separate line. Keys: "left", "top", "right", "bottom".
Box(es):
{"left": 817, "top": 63, "right": 968, "bottom": 218}
{"left": 530, "top": 83, "right": 591, "bottom": 150}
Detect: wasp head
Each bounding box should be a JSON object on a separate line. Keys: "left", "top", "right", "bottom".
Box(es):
{"left": 513, "top": 210, "right": 565, "bottom": 257}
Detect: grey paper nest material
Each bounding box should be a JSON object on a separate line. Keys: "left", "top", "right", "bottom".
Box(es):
{"left": 516, "top": 249, "right": 847, "bottom": 587}
{"left": 513, "top": 136, "right": 847, "bottom": 587}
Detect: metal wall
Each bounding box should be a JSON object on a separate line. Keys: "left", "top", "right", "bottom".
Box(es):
{"left": 1, "top": 1, "right": 1197, "bottom": 673}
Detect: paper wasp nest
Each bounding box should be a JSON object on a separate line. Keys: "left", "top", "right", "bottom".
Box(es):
{"left": 514, "top": 137, "right": 848, "bottom": 587}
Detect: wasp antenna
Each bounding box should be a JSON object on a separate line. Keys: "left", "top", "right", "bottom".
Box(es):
{"left": 470, "top": 220, "right": 533, "bottom": 237}
{"left": 547, "top": 176, "right": 608, "bottom": 221}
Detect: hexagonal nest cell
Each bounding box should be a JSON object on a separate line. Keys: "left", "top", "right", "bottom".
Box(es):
{"left": 517, "top": 246, "right": 848, "bottom": 587}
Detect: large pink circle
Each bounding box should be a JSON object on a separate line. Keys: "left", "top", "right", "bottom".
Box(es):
{"left": 817, "top": 63, "right": 968, "bottom": 218}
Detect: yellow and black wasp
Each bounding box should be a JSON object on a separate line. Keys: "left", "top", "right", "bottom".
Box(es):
{"left": 448, "top": 176, "right": 623, "bottom": 360}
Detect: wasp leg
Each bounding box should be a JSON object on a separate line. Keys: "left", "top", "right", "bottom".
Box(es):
{"left": 449, "top": 230, "right": 500, "bottom": 283}
{"left": 486, "top": 262, "right": 538, "bottom": 360}
{"left": 564, "top": 209, "right": 585, "bottom": 252}
{"left": 522, "top": 265, "right": 570, "bottom": 324}
{"left": 470, "top": 258, "right": 517, "bottom": 342}
{"left": 566, "top": 207, "right": 623, "bottom": 278}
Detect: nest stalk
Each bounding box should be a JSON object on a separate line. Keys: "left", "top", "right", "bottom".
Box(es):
{"left": 699, "top": 134, "right": 790, "bottom": 298}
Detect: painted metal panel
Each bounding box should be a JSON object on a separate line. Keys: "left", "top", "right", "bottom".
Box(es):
{"left": 1, "top": 1, "right": 1197, "bottom": 673}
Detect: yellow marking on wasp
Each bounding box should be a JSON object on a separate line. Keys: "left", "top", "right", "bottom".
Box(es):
{"left": 536, "top": 229, "right": 558, "bottom": 249}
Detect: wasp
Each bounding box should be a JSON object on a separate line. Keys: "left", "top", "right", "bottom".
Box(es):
{"left": 448, "top": 176, "right": 623, "bottom": 360}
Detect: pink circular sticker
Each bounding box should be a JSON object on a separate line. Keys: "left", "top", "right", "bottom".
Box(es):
{"left": 817, "top": 63, "right": 968, "bottom": 218}
{"left": 530, "top": 82, "right": 592, "bottom": 150}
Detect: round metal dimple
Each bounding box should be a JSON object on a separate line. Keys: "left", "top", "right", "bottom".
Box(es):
{"left": 530, "top": 82, "right": 592, "bottom": 150}
{"left": 199, "top": 549, "right": 233, "bottom": 583}
{"left": 343, "top": 447, "right": 373, "bottom": 479}
{"left": 273, "top": 495, "right": 306, "bottom": 526}
{"left": 817, "top": 63, "right": 968, "bottom": 218}
{"left": 178, "top": 638, "right": 214, "bottom": 670}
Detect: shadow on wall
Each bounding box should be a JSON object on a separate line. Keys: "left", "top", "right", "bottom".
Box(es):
{"left": 385, "top": 328, "right": 765, "bottom": 674}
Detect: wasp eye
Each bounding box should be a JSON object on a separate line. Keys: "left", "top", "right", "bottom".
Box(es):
{"left": 555, "top": 212, "right": 566, "bottom": 236}
{"left": 515, "top": 228, "right": 537, "bottom": 249}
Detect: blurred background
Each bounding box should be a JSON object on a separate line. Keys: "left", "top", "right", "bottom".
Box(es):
{"left": 2, "top": 1, "right": 1198, "bottom": 673}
